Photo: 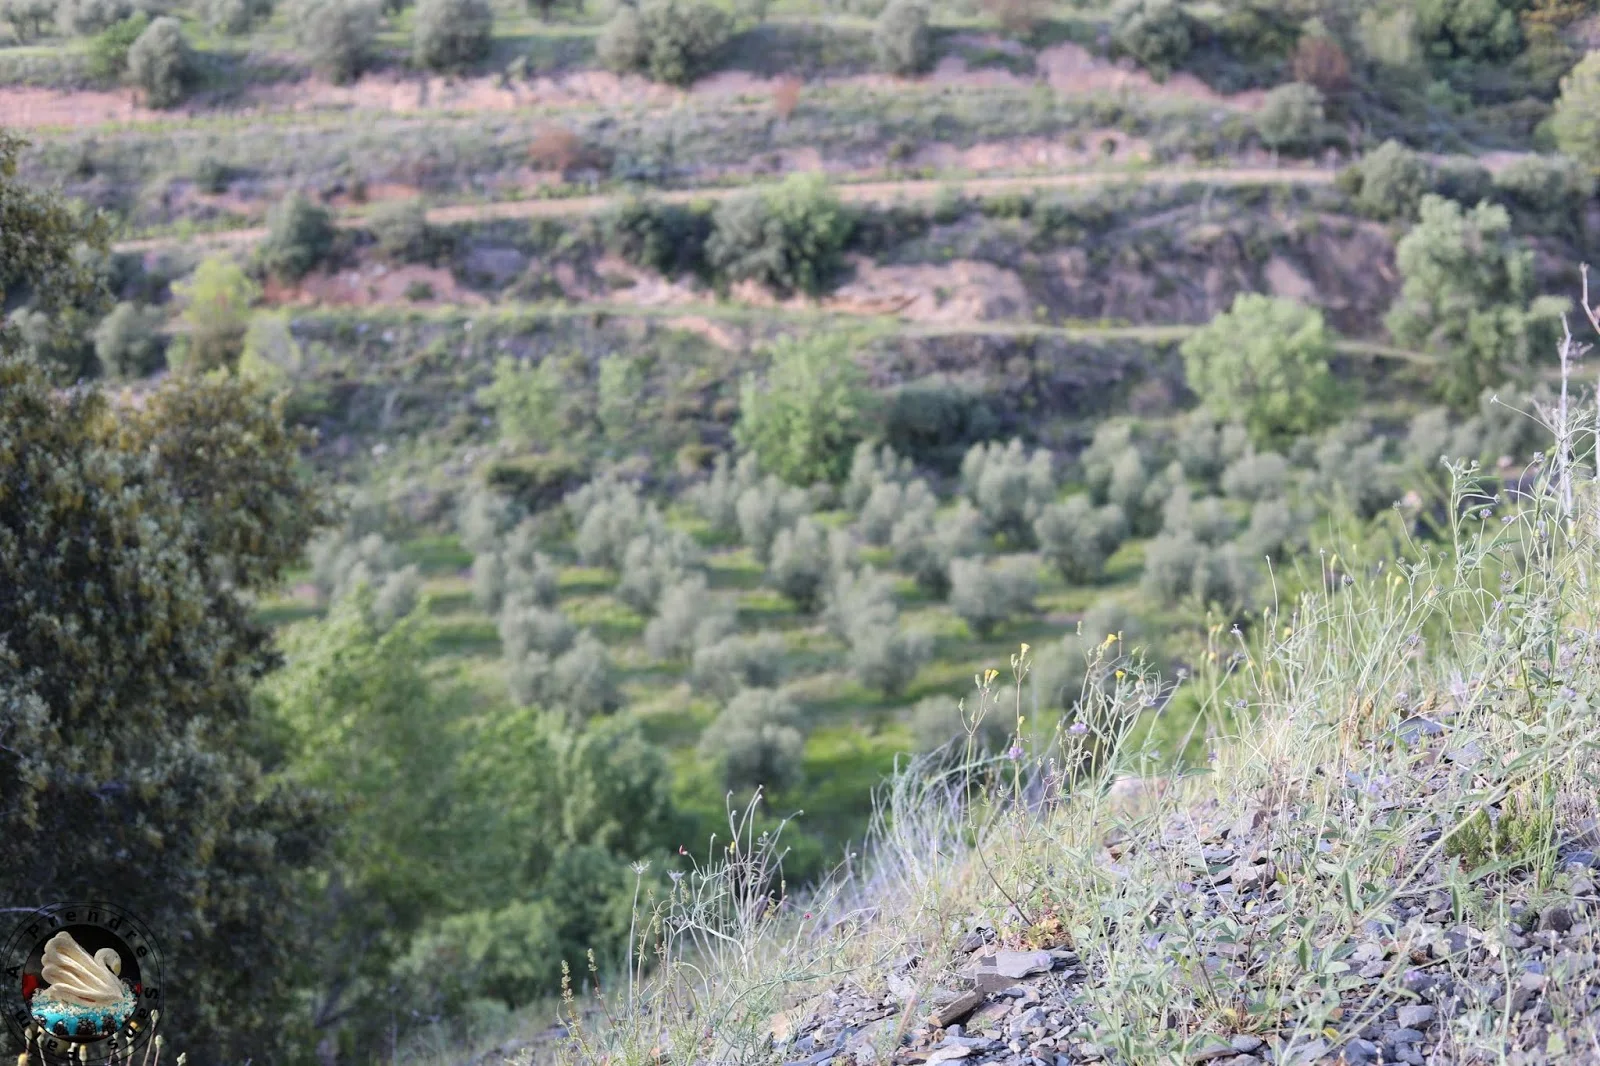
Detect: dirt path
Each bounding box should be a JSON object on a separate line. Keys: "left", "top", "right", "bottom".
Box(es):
{"left": 113, "top": 166, "right": 1337, "bottom": 254}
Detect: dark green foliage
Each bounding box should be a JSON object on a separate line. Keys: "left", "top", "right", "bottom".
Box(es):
{"left": 768, "top": 516, "right": 834, "bottom": 612}
{"left": 1386, "top": 195, "right": 1552, "bottom": 410}
{"left": 698, "top": 687, "right": 805, "bottom": 793}
{"left": 597, "top": 0, "right": 731, "bottom": 86}
{"left": 890, "top": 500, "right": 985, "bottom": 598}
{"left": 1339, "top": 139, "right": 1430, "bottom": 221}
{"left": 87, "top": 12, "right": 150, "bottom": 82}
{"left": 873, "top": 0, "right": 932, "bottom": 76}
{"left": 127, "top": 17, "right": 195, "bottom": 109}
{"left": 1111, "top": 0, "right": 1191, "bottom": 78}
{"left": 691, "top": 633, "right": 787, "bottom": 700}
{"left": 261, "top": 192, "right": 337, "bottom": 282}
{"left": 1551, "top": 51, "right": 1600, "bottom": 172}
{"left": 1, "top": 354, "right": 332, "bottom": 1062}
{"left": 736, "top": 473, "right": 811, "bottom": 562}
{"left": 414, "top": 0, "right": 494, "bottom": 71}
{"left": 290, "top": 0, "right": 380, "bottom": 84}
{"left": 603, "top": 196, "right": 713, "bottom": 277}
{"left": 1, "top": 0, "right": 55, "bottom": 41}
{"left": 1491, "top": 154, "right": 1594, "bottom": 235}
{"left": 368, "top": 199, "right": 434, "bottom": 262}
{"left": 1413, "top": 0, "right": 1524, "bottom": 60}
{"left": 1255, "top": 82, "right": 1324, "bottom": 156}
{"left": 92, "top": 301, "right": 166, "bottom": 378}
{"left": 736, "top": 331, "right": 869, "bottom": 485}
{"left": 204, "top": 0, "right": 274, "bottom": 33}
{"left": 644, "top": 575, "right": 736, "bottom": 660}
{"left": 10, "top": 307, "right": 98, "bottom": 383}
{"left": 171, "top": 256, "right": 259, "bottom": 374}
{"left": 56, "top": 0, "right": 132, "bottom": 36}
{"left": 707, "top": 172, "right": 853, "bottom": 297}
{"left": 880, "top": 377, "right": 999, "bottom": 472}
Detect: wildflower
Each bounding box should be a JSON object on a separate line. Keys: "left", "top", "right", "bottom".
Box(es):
{"left": 1068, "top": 721, "right": 1088, "bottom": 736}
{"left": 1007, "top": 745, "right": 1023, "bottom": 760}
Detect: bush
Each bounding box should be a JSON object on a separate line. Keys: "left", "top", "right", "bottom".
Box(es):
{"left": 1111, "top": 0, "right": 1190, "bottom": 77}
{"left": 842, "top": 441, "right": 914, "bottom": 512}
{"left": 1174, "top": 413, "right": 1251, "bottom": 486}
{"left": 859, "top": 478, "right": 934, "bottom": 547}
{"left": 1220, "top": 451, "right": 1290, "bottom": 502}
{"left": 1034, "top": 496, "right": 1127, "bottom": 584}
{"left": 880, "top": 378, "right": 999, "bottom": 472}
{"left": 87, "top": 13, "right": 149, "bottom": 82}
{"left": 644, "top": 575, "right": 735, "bottom": 661}
{"left": 603, "top": 196, "right": 712, "bottom": 277}
{"left": 1, "top": 0, "right": 55, "bottom": 42}
{"left": 1141, "top": 533, "right": 1252, "bottom": 608}
{"left": 698, "top": 687, "right": 805, "bottom": 794}
{"left": 1551, "top": 51, "right": 1600, "bottom": 173}
{"left": 1182, "top": 293, "right": 1340, "bottom": 447}
{"left": 459, "top": 487, "right": 518, "bottom": 555}
{"left": 171, "top": 255, "right": 259, "bottom": 373}
{"left": 126, "top": 17, "right": 194, "bottom": 109}
{"left": 845, "top": 615, "right": 931, "bottom": 698}
{"left": 369, "top": 200, "right": 433, "bottom": 262}
{"left": 56, "top": 0, "right": 131, "bottom": 36}
{"left": 948, "top": 556, "right": 1037, "bottom": 637}
{"left": 1311, "top": 420, "right": 1402, "bottom": 519}
{"left": 873, "top": 0, "right": 931, "bottom": 76}
{"left": 735, "top": 331, "right": 868, "bottom": 485}
{"left": 1292, "top": 28, "right": 1350, "bottom": 95}
{"left": 1492, "top": 154, "right": 1594, "bottom": 235}
{"left": 260, "top": 192, "right": 336, "bottom": 282}
{"left": 1386, "top": 196, "right": 1549, "bottom": 411}
{"left": 1413, "top": 0, "right": 1523, "bottom": 61}
{"left": 708, "top": 173, "right": 853, "bottom": 298}
{"left": 889, "top": 500, "right": 985, "bottom": 598}
{"left": 822, "top": 565, "right": 898, "bottom": 643}
{"left": 479, "top": 356, "right": 589, "bottom": 449}
{"left": 484, "top": 453, "right": 587, "bottom": 513}
{"left": 1255, "top": 82, "right": 1324, "bottom": 157}
{"left": 690, "top": 634, "right": 787, "bottom": 700}
{"left": 1160, "top": 488, "right": 1237, "bottom": 545}
{"left": 290, "top": 0, "right": 379, "bottom": 83}
{"left": 92, "top": 301, "right": 166, "bottom": 378}
{"left": 414, "top": 0, "right": 494, "bottom": 71}
{"left": 959, "top": 438, "right": 1055, "bottom": 547}
{"left": 735, "top": 475, "right": 810, "bottom": 563}
{"left": 1341, "top": 140, "right": 1430, "bottom": 221}
{"left": 616, "top": 528, "right": 701, "bottom": 613}
{"left": 1241, "top": 497, "right": 1306, "bottom": 560}
{"left": 597, "top": 0, "right": 730, "bottom": 86}
{"left": 689, "top": 453, "right": 764, "bottom": 538}
{"left": 570, "top": 479, "right": 663, "bottom": 571}
{"left": 204, "top": 0, "right": 273, "bottom": 33}
{"left": 768, "top": 517, "right": 833, "bottom": 613}
{"left": 911, "top": 694, "right": 1011, "bottom": 755}
{"left": 499, "top": 603, "right": 577, "bottom": 662}
{"left": 507, "top": 631, "right": 622, "bottom": 724}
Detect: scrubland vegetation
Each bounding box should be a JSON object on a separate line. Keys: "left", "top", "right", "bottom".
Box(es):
{"left": 7, "top": 0, "right": 1600, "bottom": 1063}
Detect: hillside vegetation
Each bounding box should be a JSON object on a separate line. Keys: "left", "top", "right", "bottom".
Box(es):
{"left": 6, "top": 0, "right": 1600, "bottom": 1063}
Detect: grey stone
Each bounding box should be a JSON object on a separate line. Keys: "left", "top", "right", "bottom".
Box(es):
{"left": 1538, "top": 906, "right": 1574, "bottom": 933}
{"left": 990, "top": 951, "right": 1055, "bottom": 980}
{"left": 1395, "top": 1005, "right": 1435, "bottom": 1029}
{"left": 1337, "top": 1038, "right": 1380, "bottom": 1064}
{"left": 1230, "top": 1036, "right": 1264, "bottom": 1054}
{"left": 1387, "top": 1029, "right": 1425, "bottom": 1045}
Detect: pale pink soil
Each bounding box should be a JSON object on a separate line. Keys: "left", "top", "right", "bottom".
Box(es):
{"left": 265, "top": 263, "right": 485, "bottom": 308}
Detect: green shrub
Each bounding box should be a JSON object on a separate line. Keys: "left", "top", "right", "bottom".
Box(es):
{"left": 690, "top": 634, "right": 787, "bottom": 701}
{"left": 569, "top": 478, "right": 661, "bottom": 570}
{"left": 1431, "top": 155, "right": 1494, "bottom": 206}
{"left": 688, "top": 453, "right": 764, "bottom": 538}
{"left": 735, "top": 475, "right": 810, "bottom": 563}
{"left": 959, "top": 438, "right": 1055, "bottom": 548}
{"left": 873, "top": 0, "right": 932, "bottom": 76}
{"left": 1220, "top": 451, "right": 1290, "bottom": 502}
{"left": 290, "top": 0, "right": 380, "bottom": 83}
{"left": 499, "top": 603, "right": 577, "bottom": 662}
{"left": 1386, "top": 196, "right": 1550, "bottom": 410}
{"left": 644, "top": 575, "right": 736, "bottom": 660}
{"left": 708, "top": 173, "right": 853, "bottom": 297}
{"left": 1141, "top": 533, "right": 1253, "bottom": 609}
{"left": 92, "top": 301, "right": 166, "bottom": 378}
{"left": 1491, "top": 154, "right": 1594, "bottom": 235}
{"left": 1342, "top": 140, "right": 1430, "bottom": 221}
{"left": 204, "top": 0, "right": 274, "bottom": 33}
{"left": 126, "top": 17, "right": 195, "bottom": 109}
{"left": 368, "top": 199, "right": 433, "bottom": 262}
{"left": 171, "top": 255, "right": 259, "bottom": 373}
{"left": 948, "top": 556, "right": 1037, "bottom": 638}
{"left": 413, "top": 0, "right": 494, "bottom": 71}
{"left": 1182, "top": 293, "right": 1340, "bottom": 447}
{"left": 1, "top": 0, "right": 55, "bottom": 42}
{"left": 57, "top": 0, "right": 132, "bottom": 36}
{"left": 87, "top": 12, "right": 149, "bottom": 82}
{"left": 1551, "top": 51, "right": 1600, "bottom": 173}
{"left": 698, "top": 687, "right": 805, "bottom": 794}
{"left": 1255, "top": 82, "right": 1324, "bottom": 157}
{"left": 845, "top": 612, "right": 931, "bottom": 698}
{"left": 860, "top": 477, "right": 935, "bottom": 547}
{"left": 843, "top": 441, "right": 915, "bottom": 512}
{"left": 1173, "top": 412, "right": 1251, "bottom": 486}
{"left": 1413, "top": 0, "right": 1523, "bottom": 61}
{"left": 1034, "top": 496, "right": 1127, "bottom": 585}
{"left": 603, "top": 196, "right": 712, "bottom": 277}
{"left": 479, "top": 355, "right": 591, "bottom": 450}
{"left": 735, "top": 331, "right": 869, "bottom": 485}
{"left": 768, "top": 516, "right": 833, "bottom": 612}
{"left": 880, "top": 378, "right": 999, "bottom": 472}
{"left": 617, "top": 528, "right": 701, "bottom": 613}
{"left": 260, "top": 192, "right": 336, "bottom": 282}
{"left": 889, "top": 500, "right": 985, "bottom": 598}
{"left": 597, "top": 0, "right": 730, "bottom": 86}
{"left": 1111, "top": 0, "right": 1190, "bottom": 78}
{"left": 484, "top": 452, "right": 588, "bottom": 512}
{"left": 1311, "top": 420, "right": 1403, "bottom": 519}
{"left": 507, "top": 631, "right": 622, "bottom": 724}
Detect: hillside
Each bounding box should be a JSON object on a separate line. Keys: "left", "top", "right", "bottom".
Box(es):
{"left": 5, "top": 0, "right": 1600, "bottom": 1063}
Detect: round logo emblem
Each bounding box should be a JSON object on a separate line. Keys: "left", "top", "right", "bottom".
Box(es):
{"left": 2, "top": 903, "right": 163, "bottom": 1063}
